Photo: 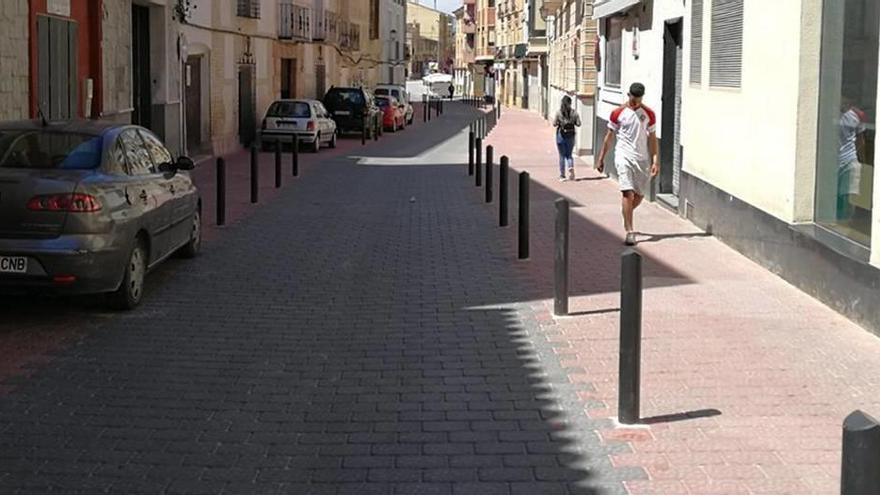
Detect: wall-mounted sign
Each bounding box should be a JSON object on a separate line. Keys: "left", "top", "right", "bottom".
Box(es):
{"left": 47, "top": 0, "right": 71, "bottom": 17}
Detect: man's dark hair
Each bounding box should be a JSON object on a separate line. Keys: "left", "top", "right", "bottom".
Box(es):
{"left": 629, "top": 82, "right": 646, "bottom": 98}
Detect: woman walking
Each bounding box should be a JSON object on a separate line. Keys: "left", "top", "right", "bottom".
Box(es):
{"left": 554, "top": 95, "right": 581, "bottom": 181}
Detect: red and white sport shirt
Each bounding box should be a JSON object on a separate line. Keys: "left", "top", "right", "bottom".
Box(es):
{"left": 608, "top": 105, "right": 657, "bottom": 163}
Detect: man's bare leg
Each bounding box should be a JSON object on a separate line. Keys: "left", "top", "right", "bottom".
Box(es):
{"left": 622, "top": 191, "right": 636, "bottom": 233}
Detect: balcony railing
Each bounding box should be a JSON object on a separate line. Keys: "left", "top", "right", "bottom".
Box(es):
{"left": 279, "top": 1, "right": 313, "bottom": 41}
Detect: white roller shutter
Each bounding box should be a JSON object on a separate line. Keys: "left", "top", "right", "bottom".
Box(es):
{"left": 690, "top": 0, "right": 703, "bottom": 84}
{"left": 710, "top": 0, "right": 744, "bottom": 88}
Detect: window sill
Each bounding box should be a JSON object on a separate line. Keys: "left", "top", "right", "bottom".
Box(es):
{"left": 791, "top": 223, "right": 871, "bottom": 264}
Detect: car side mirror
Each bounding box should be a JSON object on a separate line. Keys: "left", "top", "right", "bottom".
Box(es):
{"left": 176, "top": 156, "right": 195, "bottom": 171}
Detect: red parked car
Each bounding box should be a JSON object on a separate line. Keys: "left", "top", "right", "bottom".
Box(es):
{"left": 375, "top": 96, "right": 406, "bottom": 132}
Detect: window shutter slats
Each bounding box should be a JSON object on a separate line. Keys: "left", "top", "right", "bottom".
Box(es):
{"left": 690, "top": 0, "right": 703, "bottom": 84}
{"left": 710, "top": 0, "right": 743, "bottom": 88}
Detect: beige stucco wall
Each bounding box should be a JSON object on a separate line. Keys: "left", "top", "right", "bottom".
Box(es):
{"left": 682, "top": 0, "right": 807, "bottom": 222}
{"left": 0, "top": 0, "right": 29, "bottom": 121}
{"left": 102, "top": 0, "right": 134, "bottom": 123}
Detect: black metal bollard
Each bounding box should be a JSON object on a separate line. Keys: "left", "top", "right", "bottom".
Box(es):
{"left": 374, "top": 116, "right": 380, "bottom": 141}
{"left": 423, "top": 95, "right": 427, "bottom": 122}
{"left": 475, "top": 138, "right": 483, "bottom": 187}
{"left": 428, "top": 97, "right": 432, "bottom": 122}
{"left": 485, "top": 145, "right": 493, "bottom": 203}
{"left": 619, "top": 249, "right": 643, "bottom": 425}
{"left": 554, "top": 198, "right": 570, "bottom": 316}
{"left": 274, "top": 141, "right": 282, "bottom": 188}
{"left": 292, "top": 134, "right": 299, "bottom": 176}
{"left": 250, "top": 145, "right": 258, "bottom": 204}
{"left": 468, "top": 129, "right": 475, "bottom": 176}
{"left": 499, "top": 156, "right": 509, "bottom": 227}
{"left": 841, "top": 410, "right": 880, "bottom": 495}
{"left": 482, "top": 116, "right": 488, "bottom": 138}
{"left": 518, "top": 172, "right": 530, "bottom": 259}
{"left": 216, "top": 157, "right": 226, "bottom": 226}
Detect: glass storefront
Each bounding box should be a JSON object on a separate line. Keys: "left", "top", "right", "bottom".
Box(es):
{"left": 816, "top": 0, "right": 879, "bottom": 246}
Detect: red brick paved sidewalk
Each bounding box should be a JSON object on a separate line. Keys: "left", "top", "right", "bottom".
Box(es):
{"left": 482, "top": 108, "right": 880, "bottom": 494}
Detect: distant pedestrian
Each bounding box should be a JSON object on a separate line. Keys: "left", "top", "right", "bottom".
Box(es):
{"left": 448, "top": 83, "right": 455, "bottom": 100}
{"left": 553, "top": 95, "right": 581, "bottom": 182}
{"left": 595, "top": 82, "right": 660, "bottom": 246}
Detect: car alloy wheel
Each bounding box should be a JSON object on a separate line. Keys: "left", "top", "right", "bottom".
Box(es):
{"left": 109, "top": 240, "right": 147, "bottom": 310}
{"left": 179, "top": 208, "right": 201, "bottom": 258}
{"left": 312, "top": 133, "right": 321, "bottom": 153}
{"left": 329, "top": 131, "right": 337, "bottom": 148}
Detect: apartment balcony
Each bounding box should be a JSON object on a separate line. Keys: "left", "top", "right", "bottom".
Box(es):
{"left": 540, "top": 0, "right": 562, "bottom": 18}
{"left": 279, "top": 0, "right": 313, "bottom": 41}
{"left": 464, "top": 0, "right": 475, "bottom": 4}
{"left": 462, "top": 20, "right": 475, "bottom": 34}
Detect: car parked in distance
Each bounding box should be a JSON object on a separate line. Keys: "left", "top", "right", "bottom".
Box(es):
{"left": 375, "top": 96, "right": 406, "bottom": 132}
{"left": 322, "top": 87, "right": 381, "bottom": 138}
{"left": 374, "top": 84, "right": 414, "bottom": 125}
{"left": 260, "top": 99, "right": 337, "bottom": 153}
{"left": 0, "top": 120, "right": 201, "bottom": 309}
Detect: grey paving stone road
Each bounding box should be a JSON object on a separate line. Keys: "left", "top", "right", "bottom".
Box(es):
{"left": 0, "top": 104, "right": 638, "bottom": 494}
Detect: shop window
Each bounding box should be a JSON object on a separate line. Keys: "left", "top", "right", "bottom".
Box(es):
{"left": 815, "top": 0, "right": 879, "bottom": 246}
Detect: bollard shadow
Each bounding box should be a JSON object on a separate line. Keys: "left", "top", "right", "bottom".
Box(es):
{"left": 566, "top": 308, "right": 621, "bottom": 317}
{"left": 640, "top": 408, "right": 722, "bottom": 425}
{"left": 634, "top": 231, "right": 713, "bottom": 244}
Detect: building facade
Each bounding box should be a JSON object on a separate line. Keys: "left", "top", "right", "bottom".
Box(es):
{"left": 473, "top": 0, "right": 497, "bottom": 98}
{"left": 544, "top": 0, "right": 598, "bottom": 155}
{"left": 592, "top": 0, "right": 880, "bottom": 335}
{"left": 407, "top": 1, "right": 454, "bottom": 78}
{"left": 453, "top": 3, "right": 476, "bottom": 96}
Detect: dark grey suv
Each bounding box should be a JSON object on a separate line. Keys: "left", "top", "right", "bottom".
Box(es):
{"left": 0, "top": 120, "right": 201, "bottom": 309}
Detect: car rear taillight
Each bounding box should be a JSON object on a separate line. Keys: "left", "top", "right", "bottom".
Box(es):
{"left": 27, "top": 194, "right": 102, "bottom": 213}
{"left": 307, "top": 121, "right": 316, "bottom": 131}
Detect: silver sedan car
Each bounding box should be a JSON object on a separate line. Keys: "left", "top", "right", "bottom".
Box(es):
{"left": 0, "top": 120, "right": 201, "bottom": 309}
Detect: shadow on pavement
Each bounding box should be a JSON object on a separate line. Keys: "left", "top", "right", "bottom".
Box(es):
{"left": 0, "top": 103, "right": 690, "bottom": 493}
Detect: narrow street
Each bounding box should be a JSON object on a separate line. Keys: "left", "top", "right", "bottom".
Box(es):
{"left": 0, "top": 104, "right": 632, "bottom": 494}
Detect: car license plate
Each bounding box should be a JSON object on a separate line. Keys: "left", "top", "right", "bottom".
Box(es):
{"left": 335, "top": 110, "right": 350, "bottom": 116}
{"left": 0, "top": 256, "right": 27, "bottom": 274}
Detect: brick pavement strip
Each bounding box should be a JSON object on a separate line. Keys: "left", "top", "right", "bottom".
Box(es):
{"left": 0, "top": 103, "right": 632, "bottom": 494}
{"left": 483, "top": 107, "right": 880, "bottom": 494}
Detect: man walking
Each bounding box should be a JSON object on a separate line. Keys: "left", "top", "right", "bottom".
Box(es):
{"left": 595, "top": 82, "right": 660, "bottom": 246}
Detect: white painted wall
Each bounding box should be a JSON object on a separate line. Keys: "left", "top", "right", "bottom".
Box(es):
{"left": 682, "top": 0, "right": 808, "bottom": 223}
{"left": 596, "top": 0, "right": 686, "bottom": 141}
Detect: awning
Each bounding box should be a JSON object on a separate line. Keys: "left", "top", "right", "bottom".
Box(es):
{"left": 592, "top": 0, "right": 641, "bottom": 19}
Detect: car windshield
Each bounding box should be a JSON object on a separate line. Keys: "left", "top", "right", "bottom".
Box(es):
{"left": 325, "top": 90, "right": 364, "bottom": 108}
{"left": 267, "top": 101, "right": 311, "bottom": 118}
{"left": 376, "top": 88, "right": 402, "bottom": 101}
{"left": 0, "top": 130, "right": 103, "bottom": 170}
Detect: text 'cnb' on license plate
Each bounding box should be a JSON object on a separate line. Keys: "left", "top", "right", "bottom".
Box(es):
{"left": 0, "top": 257, "right": 27, "bottom": 273}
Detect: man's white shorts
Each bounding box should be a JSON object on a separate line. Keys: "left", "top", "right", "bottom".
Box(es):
{"left": 616, "top": 157, "right": 651, "bottom": 196}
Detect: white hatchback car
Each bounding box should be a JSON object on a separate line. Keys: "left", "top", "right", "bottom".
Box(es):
{"left": 260, "top": 99, "right": 337, "bottom": 152}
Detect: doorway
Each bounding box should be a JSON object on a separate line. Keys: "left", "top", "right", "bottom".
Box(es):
{"left": 315, "top": 64, "right": 326, "bottom": 100}
{"left": 658, "top": 19, "right": 683, "bottom": 208}
{"left": 185, "top": 55, "right": 202, "bottom": 155}
{"left": 36, "top": 15, "right": 78, "bottom": 120}
{"left": 131, "top": 5, "right": 152, "bottom": 128}
{"left": 280, "top": 58, "right": 297, "bottom": 99}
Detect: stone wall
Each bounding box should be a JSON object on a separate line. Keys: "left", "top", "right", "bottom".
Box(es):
{"left": 0, "top": 0, "right": 30, "bottom": 121}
